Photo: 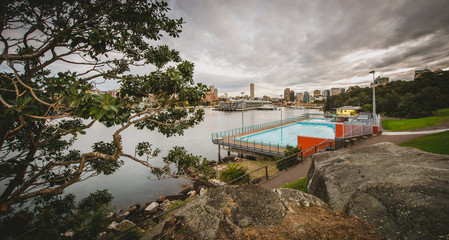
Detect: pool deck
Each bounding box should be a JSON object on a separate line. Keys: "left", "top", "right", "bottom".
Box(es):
{"left": 214, "top": 121, "right": 299, "bottom": 158}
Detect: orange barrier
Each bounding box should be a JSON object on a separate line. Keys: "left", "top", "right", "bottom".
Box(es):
{"left": 298, "top": 136, "right": 333, "bottom": 158}
{"left": 335, "top": 124, "right": 344, "bottom": 138}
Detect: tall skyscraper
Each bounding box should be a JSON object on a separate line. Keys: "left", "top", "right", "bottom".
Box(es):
{"left": 290, "top": 89, "right": 295, "bottom": 102}
{"left": 303, "top": 91, "right": 310, "bottom": 103}
{"left": 284, "top": 88, "right": 291, "bottom": 101}
{"left": 250, "top": 83, "right": 255, "bottom": 99}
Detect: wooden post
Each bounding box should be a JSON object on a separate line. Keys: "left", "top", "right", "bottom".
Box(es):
{"left": 218, "top": 144, "right": 221, "bottom": 163}
{"left": 265, "top": 166, "right": 268, "bottom": 180}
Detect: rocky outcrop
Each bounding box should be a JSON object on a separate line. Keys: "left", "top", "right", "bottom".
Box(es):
{"left": 142, "top": 185, "right": 383, "bottom": 240}
{"left": 307, "top": 142, "right": 449, "bottom": 240}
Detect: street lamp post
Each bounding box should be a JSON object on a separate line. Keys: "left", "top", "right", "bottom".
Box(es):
{"left": 280, "top": 95, "right": 283, "bottom": 124}
{"left": 369, "top": 71, "right": 376, "bottom": 125}
{"left": 241, "top": 92, "right": 245, "bottom": 128}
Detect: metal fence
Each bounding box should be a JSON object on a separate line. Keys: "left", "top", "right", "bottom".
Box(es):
{"left": 226, "top": 139, "right": 335, "bottom": 185}
{"left": 341, "top": 123, "right": 373, "bottom": 138}
{"left": 211, "top": 115, "right": 307, "bottom": 141}
{"left": 212, "top": 115, "right": 307, "bottom": 156}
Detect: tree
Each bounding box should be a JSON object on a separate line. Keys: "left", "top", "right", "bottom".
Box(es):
{"left": 0, "top": 0, "right": 214, "bottom": 215}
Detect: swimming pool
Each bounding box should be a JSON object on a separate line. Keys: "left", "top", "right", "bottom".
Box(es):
{"left": 234, "top": 121, "right": 335, "bottom": 147}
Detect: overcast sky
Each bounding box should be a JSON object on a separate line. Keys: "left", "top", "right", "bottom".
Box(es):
{"left": 157, "top": 0, "right": 449, "bottom": 97}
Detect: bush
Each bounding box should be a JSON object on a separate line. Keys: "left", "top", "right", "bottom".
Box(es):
{"left": 220, "top": 163, "right": 247, "bottom": 184}
{"left": 276, "top": 145, "right": 301, "bottom": 171}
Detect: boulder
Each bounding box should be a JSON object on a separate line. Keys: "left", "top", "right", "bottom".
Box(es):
{"left": 187, "top": 190, "right": 197, "bottom": 197}
{"left": 116, "top": 219, "right": 136, "bottom": 232}
{"left": 116, "top": 211, "right": 129, "bottom": 221}
{"left": 142, "top": 185, "right": 383, "bottom": 240}
{"left": 250, "top": 176, "right": 264, "bottom": 184}
{"left": 144, "top": 202, "right": 159, "bottom": 213}
{"left": 307, "top": 142, "right": 449, "bottom": 240}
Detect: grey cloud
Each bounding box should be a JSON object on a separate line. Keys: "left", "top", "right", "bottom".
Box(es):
{"left": 166, "top": 0, "right": 449, "bottom": 96}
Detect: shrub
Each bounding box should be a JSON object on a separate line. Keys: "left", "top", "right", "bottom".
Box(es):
{"left": 276, "top": 145, "right": 301, "bottom": 171}
{"left": 220, "top": 163, "right": 247, "bottom": 185}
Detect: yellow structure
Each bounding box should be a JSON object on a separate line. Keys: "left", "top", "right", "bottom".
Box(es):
{"left": 336, "top": 106, "right": 361, "bottom": 117}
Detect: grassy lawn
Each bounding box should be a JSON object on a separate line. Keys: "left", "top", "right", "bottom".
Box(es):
{"left": 279, "top": 177, "right": 307, "bottom": 192}
{"left": 399, "top": 130, "right": 449, "bottom": 155}
{"left": 382, "top": 108, "right": 449, "bottom": 131}
{"left": 238, "top": 159, "right": 280, "bottom": 180}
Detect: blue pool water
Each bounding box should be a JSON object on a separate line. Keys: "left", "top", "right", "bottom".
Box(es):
{"left": 235, "top": 121, "right": 335, "bottom": 147}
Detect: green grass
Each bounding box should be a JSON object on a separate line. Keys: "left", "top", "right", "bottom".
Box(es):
{"left": 399, "top": 130, "right": 449, "bottom": 155}
{"left": 279, "top": 177, "right": 307, "bottom": 193}
{"left": 382, "top": 108, "right": 449, "bottom": 131}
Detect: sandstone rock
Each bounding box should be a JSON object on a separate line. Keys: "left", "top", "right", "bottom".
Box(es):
{"left": 208, "top": 178, "right": 225, "bottom": 186}
{"left": 187, "top": 190, "right": 197, "bottom": 197}
{"left": 250, "top": 176, "right": 264, "bottom": 184}
{"left": 141, "top": 185, "right": 383, "bottom": 240}
{"left": 144, "top": 202, "right": 158, "bottom": 213}
{"left": 307, "top": 142, "right": 449, "bottom": 240}
{"left": 274, "top": 188, "right": 327, "bottom": 208}
{"left": 116, "top": 219, "right": 135, "bottom": 232}
{"left": 198, "top": 187, "right": 207, "bottom": 196}
{"left": 128, "top": 204, "right": 139, "bottom": 213}
{"left": 108, "top": 221, "right": 118, "bottom": 230}
{"left": 116, "top": 211, "right": 129, "bottom": 221}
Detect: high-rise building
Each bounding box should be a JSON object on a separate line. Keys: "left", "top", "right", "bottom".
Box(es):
{"left": 323, "top": 89, "right": 330, "bottom": 99}
{"left": 250, "top": 83, "right": 255, "bottom": 99}
{"left": 284, "top": 88, "right": 291, "bottom": 101}
{"left": 296, "top": 93, "right": 304, "bottom": 102}
{"left": 290, "top": 89, "right": 295, "bottom": 102}
{"left": 331, "top": 88, "right": 341, "bottom": 96}
{"left": 313, "top": 90, "right": 321, "bottom": 97}
{"left": 303, "top": 91, "right": 310, "bottom": 102}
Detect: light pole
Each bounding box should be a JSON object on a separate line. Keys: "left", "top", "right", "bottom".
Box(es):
{"left": 280, "top": 95, "right": 283, "bottom": 124}
{"left": 241, "top": 92, "right": 245, "bottom": 128}
{"left": 369, "top": 71, "right": 376, "bottom": 125}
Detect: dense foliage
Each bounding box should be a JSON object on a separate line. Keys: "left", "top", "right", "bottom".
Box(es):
{"left": 0, "top": 190, "right": 113, "bottom": 240}
{"left": 324, "top": 70, "right": 449, "bottom": 118}
{"left": 0, "top": 0, "right": 214, "bottom": 238}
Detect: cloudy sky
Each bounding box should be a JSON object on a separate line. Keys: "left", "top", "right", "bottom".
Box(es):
{"left": 157, "top": 0, "right": 449, "bottom": 97}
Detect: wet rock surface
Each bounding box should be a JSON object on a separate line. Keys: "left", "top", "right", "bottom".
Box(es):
{"left": 307, "top": 142, "right": 449, "bottom": 240}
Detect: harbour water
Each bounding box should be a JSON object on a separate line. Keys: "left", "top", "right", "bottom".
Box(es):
{"left": 67, "top": 107, "right": 321, "bottom": 209}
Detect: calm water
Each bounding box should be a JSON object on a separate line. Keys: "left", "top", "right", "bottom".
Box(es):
{"left": 67, "top": 107, "right": 320, "bottom": 209}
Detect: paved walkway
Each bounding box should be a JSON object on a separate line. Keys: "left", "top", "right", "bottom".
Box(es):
{"left": 258, "top": 125, "right": 449, "bottom": 190}
{"left": 382, "top": 128, "right": 449, "bottom": 135}
{"left": 259, "top": 158, "right": 312, "bottom": 190}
